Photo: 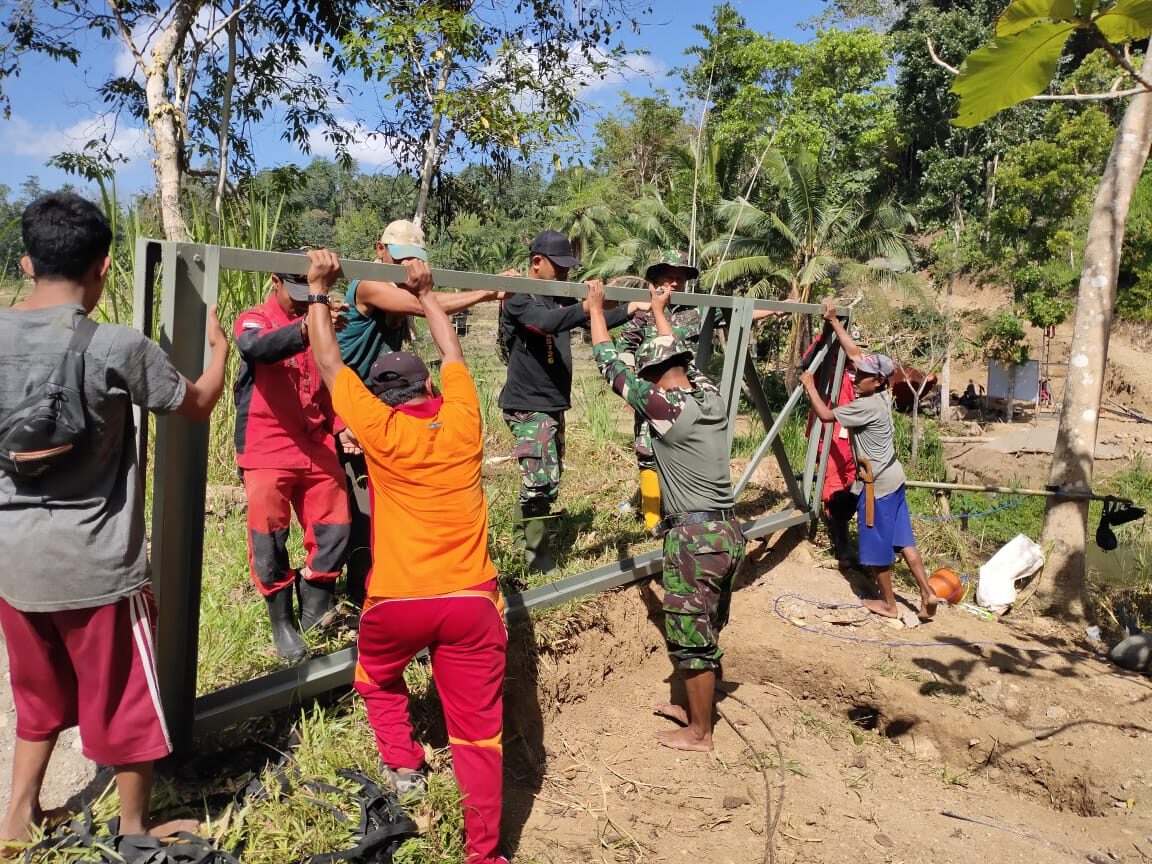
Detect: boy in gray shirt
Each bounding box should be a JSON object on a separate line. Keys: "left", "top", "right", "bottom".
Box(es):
{"left": 801, "top": 300, "right": 937, "bottom": 622}
{"left": 0, "top": 193, "right": 229, "bottom": 846}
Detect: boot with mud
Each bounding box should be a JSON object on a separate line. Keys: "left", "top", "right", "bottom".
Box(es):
{"left": 825, "top": 490, "right": 859, "bottom": 566}
{"left": 521, "top": 500, "right": 558, "bottom": 575}
{"left": 296, "top": 567, "right": 337, "bottom": 632}
{"left": 264, "top": 585, "right": 308, "bottom": 663}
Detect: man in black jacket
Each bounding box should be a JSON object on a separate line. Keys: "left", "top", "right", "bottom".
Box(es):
{"left": 498, "top": 230, "right": 640, "bottom": 573}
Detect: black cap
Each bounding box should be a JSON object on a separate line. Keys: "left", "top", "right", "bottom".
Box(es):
{"left": 275, "top": 248, "right": 311, "bottom": 302}
{"left": 367, "top": 350, "right": 430, "bottom": 396}
{"left": 529, "top": 230, "right": 580, "bottom": 269}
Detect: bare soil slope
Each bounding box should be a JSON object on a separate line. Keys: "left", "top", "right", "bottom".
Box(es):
{"left": 509, "top": 545, "right": 1152, "bottom": 864}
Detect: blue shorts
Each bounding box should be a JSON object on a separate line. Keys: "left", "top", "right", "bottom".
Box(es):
{"left": 857, "top": 485, "right": 916, "bottom": 567}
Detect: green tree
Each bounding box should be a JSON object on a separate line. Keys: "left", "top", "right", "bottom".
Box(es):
{"left": 593, "top": 92, "right": 691, "bottom": 198}
{"left": 702, "top": 149, "right": 916, "bottom": 303}
{"left": 946, "top": 0, "right": 1152, "bottom": 617}
{"left": 680, "top": 6, "right": 901, "bottom": 194}
{"left": 2, "top": 1, "right": 365, "bottom": 240}
{"left": 342, "top": 0, "right": 647, "bottom": 226}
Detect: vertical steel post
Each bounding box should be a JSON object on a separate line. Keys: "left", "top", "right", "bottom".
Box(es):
{"left": 695, "top": 304, "right": 718, "bottom": 372}
{"left": 720, "top": 300, "right": 755, "bottom": 449}
{"left": 809, "top": 343, "right": 849, "bottom": 516}
{"left": 132, "top": 239, "right": 161, "bottom": 473}
{"left": 151, "top": 243, "right": 212, "bottom": 754}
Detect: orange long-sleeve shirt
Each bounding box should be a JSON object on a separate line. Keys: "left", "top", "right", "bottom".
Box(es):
{"left": 330, "top": 362, "right": 497, "bottom": 599}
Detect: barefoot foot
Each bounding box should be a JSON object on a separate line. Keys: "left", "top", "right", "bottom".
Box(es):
{"left": 918, "top": 593, "right": 939, "bottom": 622}
{"left": 860, "top": 598, "right": 899, "bottom": 619}
{"left": 652, "top": 702, "right": 689, "bottom": 726}
{"left": 653, "top": 727, "right": 713, "bottom": 752}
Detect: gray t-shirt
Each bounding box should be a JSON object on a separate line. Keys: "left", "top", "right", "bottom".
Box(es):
{"left": 833, "top": 391, "right": 906, "bottom": 499}
{"left": 593, "top": 342, "right": 734, "bottom": 516}
{"left": 653, "top": 387, "right": 736, "bottom": 515}
{"left": 0, "top": 305, "right": 186, "bottom": 612}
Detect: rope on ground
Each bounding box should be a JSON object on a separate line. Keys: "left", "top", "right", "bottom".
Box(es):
{"left": 716, "top": 686, "right": 787, "bottom": 864}
{"left": 772, "top": 592, "right": 1094, "bottom": 658}
{"left": 911, "top": 496, "right": 1024, "bottom": 522}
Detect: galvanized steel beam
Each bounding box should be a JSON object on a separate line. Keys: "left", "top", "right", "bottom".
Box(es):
{"left": 151, "top": 245, "right": 216, "bottom": 753}
{"left": 211, "top": 244, "right": 848, "bottom": 316}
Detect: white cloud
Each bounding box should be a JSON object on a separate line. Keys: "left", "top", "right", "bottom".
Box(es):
{"left": 307, "top": 120, "right": 399, "bottom": 168}
{"left": 575, "top": 51, "right": 666, "bottom": 94}
{"left": 0, "top": 114, "right": 149, "bottom": 163}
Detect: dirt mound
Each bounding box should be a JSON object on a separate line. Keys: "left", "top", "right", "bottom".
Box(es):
{"left": 508, "top": 544, "right": 1152, "bottom": 864}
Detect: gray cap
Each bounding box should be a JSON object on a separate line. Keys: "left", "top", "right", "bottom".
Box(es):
{"left": 855, "top": 353, "right": 895, "bottom": 377}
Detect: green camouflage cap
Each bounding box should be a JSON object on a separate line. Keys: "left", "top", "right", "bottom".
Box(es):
{"left": 635, "top": 333, "right": 693, "bottom": 374}
{"left": 645, "top": 250, "right": 700, "bottom": 282}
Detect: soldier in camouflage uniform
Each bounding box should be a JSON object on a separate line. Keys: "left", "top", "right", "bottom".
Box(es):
{"left": 589, "top": 279, "right": 746, "bottom": 753}
{"left": 616, "top": 251, "right": 781, "bottom": 531}
{"left": 498, "top": 230, "right": 640, "bottom": 573}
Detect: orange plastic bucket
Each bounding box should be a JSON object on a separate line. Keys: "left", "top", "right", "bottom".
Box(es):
{"left": 929, "top": 568, "right": 965, "bottom": 605}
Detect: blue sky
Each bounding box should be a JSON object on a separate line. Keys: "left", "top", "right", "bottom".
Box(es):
{"left": 0, "top": 0, "right": 826, "bottom": 197}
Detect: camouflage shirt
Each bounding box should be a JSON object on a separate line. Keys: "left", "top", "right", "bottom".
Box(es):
{"left": 594, "top": 342, "right": 735, "bottom": 515}
{"left": 615, "top": 306, "right": 723, "bottom": 366}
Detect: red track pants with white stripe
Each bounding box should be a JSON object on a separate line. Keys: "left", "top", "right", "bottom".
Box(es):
{"left": 354, "top": 589, "right": 507, "bottom": 864}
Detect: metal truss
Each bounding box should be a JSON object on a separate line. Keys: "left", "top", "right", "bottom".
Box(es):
{"left": 132, "top": 240, "right": 849, "bottom": 748}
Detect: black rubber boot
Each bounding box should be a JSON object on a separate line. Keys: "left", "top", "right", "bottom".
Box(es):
{"left": 521, "top": 500, "right": 558, "bottom": 575}
{"left": 297, "top": 572, "right": 337, "bottom": 632}
{"left": 511, "top": 502, "right": 528, "bottom": 553}
{"left": 265, "top": 586, "right": 307, "bottom": 663}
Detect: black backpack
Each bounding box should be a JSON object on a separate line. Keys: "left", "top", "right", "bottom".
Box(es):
{"left": 0, "top": 316, "right": 96, "bottom": 478}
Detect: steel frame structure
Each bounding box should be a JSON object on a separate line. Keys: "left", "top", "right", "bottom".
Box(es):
{"left": 133, "top": 240, "right": 849, "bottom": 750}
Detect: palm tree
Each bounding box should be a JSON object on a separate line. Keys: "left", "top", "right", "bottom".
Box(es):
{"left": 703, "top": 149, "right": 917, "bottom": 301}
{"left": 701, "top": 148, "right": 917, "bottom": 375}
{"left": 580, "top": 135, "right": 741, "bottom": 278}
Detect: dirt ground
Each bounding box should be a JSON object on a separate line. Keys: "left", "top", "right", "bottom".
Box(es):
{"left": 506, "top": 550, "right": 1152, "bottom": 864}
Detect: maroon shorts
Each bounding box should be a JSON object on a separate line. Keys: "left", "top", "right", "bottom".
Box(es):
{"left": 0, "top": 589, "right": 172, "bottom": 765}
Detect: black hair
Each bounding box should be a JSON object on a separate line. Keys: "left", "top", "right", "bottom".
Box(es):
{"left": 379, "top": 380, "right": 428, "bottom": 407}
{"left": 639, "top": 355, "right": 690, "bottom": 382}
{"left": 21, "top": 192, "right": 113, "bottom": 281}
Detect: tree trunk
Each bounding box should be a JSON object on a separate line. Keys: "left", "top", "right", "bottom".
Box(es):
{"left": 412, "top": 48, "right": 455, "bottom": 228}
{"left": 910, "top": 395, "right": 921, "bottom": 469}
{"left": 213, "top": 15, "right": 238, "bottom": 224}
{"left": 139, "top": 2, "right": 198, "bottom": 242}
{"left": 1034, "top": 51, "right": 1152, "bottom": 619}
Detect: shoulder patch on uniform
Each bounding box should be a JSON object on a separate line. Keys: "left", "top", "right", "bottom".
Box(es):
{"left": 241, "top": 321, "right": 263, "bottom": 330}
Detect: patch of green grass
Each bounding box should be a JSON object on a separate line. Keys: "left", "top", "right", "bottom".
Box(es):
{"left": 870, "top": 657, "right": 924, "bottom": 683}
{"left": 763, "top": 750, "right": 808, "bottom": 777}
{"left": 933, "top": 764, "right": 971, "bottom": 787}
{"left": 843, "top": 770, "right": 872, "bottom": 790}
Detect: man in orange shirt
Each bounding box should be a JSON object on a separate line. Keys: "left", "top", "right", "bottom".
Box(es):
{"left": 304, "top": 249, "right": 507, "bottom": 864}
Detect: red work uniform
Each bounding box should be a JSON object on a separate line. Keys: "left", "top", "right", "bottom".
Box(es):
{"left": 803, "top": 336, "right": 857, "bottom": 510}
{"left": 332, "top": 362, "right": 506, "bottom": 864}
{"left": 233, "top": 294, "right": 350, "bottom": 596}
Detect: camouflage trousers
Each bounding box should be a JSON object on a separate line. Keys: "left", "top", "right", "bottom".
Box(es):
{"left": 504, "top": 410, "right": 566, "bottom": 508}
{"left": 633, "top": 413, "right": 656, "bottom": 471}
{"left": 662, "top": 519, "right": 746, "bottom": 671}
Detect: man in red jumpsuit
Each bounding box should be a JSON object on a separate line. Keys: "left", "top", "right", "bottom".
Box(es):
{"left": 233, "top": 252, "right": 352, "bottom": 662}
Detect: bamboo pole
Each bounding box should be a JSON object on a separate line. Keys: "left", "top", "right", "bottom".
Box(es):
{"left": 905, "top": 479, "right": 1130, "bottom": 505}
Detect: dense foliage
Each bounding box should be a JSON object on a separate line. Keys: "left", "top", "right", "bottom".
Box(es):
{"left": 4, "top": 0, "right": 1151, "bottom": 321}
